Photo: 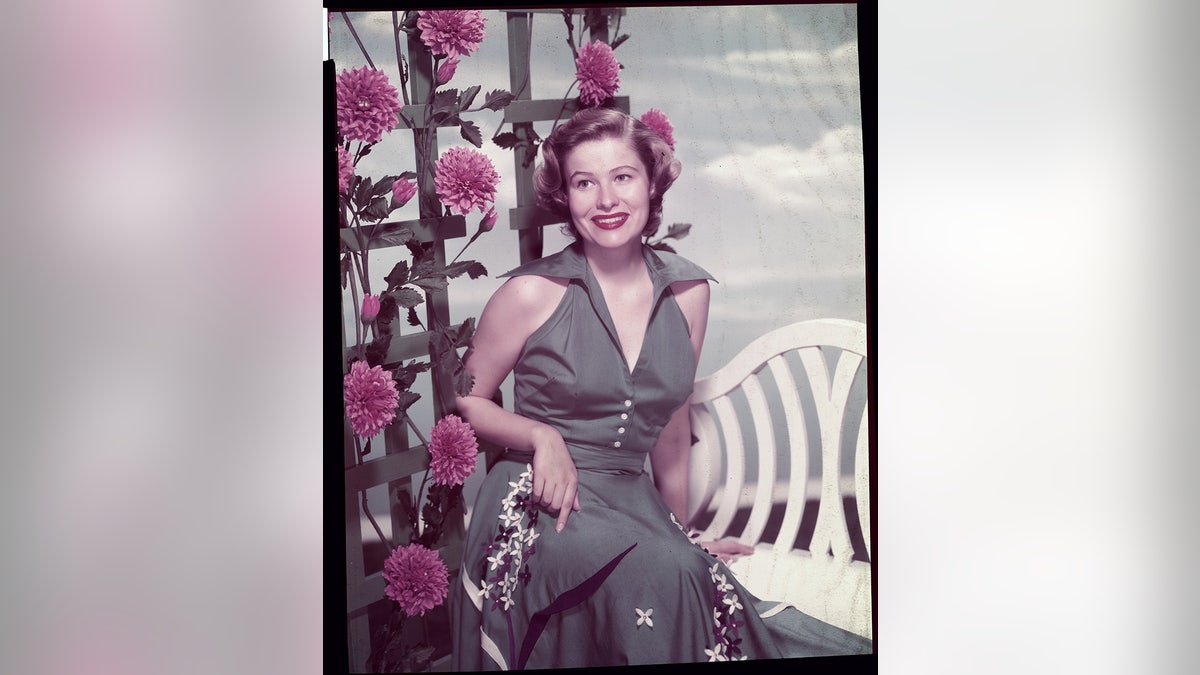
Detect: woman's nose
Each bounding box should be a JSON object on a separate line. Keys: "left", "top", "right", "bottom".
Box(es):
{"left": 596, "top": 182, "right": 618, "bottom": 209}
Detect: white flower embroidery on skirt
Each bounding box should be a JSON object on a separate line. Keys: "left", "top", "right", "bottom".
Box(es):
{"left": 480, "top": 464, "right": 541, "bottom": 613}
{"left": 635, "top": 607, "right": 654, "bottom": 629}
{"left": 706, "top": 562, "right": 748, "bottom": 661}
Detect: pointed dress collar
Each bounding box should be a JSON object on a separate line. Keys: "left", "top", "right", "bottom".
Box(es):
{"left": 498, "top": 242, "right": 717, "bottom": 296}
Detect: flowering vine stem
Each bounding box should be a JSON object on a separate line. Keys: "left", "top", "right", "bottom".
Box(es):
{"left": 549, "top": 80, "right": 579, "bottom": 133}
{"left": 391, "top": 12, "right": 411, "bottom": 107}
{"left": 340, "top": 12, "right": 376, "bottom": 70}
{"left": 353, "top": 434, "right": 395, "bottom": 551}
{"left": 404, "top": 413, "right": 435, "bottom": 525}
{"left": 346, "top": 255, "right": 366, "bottom": 361}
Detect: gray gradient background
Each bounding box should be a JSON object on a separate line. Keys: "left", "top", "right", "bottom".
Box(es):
{"left": 0, "top": 2, "right": 1197, "bottom": 674}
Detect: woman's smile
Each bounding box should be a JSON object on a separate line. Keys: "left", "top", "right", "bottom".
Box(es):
{"left": 591, "top": 212, "right": 629, "bottom": 230}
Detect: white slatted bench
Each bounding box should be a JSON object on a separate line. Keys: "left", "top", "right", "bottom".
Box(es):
{"left": 687, "top": 319, "right": 873, "bottom": 639}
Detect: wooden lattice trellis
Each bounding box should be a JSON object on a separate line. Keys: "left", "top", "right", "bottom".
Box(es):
{"left": 340, "top": 9, "right": 628, "bottom": 673}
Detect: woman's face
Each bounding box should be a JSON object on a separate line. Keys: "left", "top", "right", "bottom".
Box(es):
{"left": 562, "top": 135, "right": 650, "bottom": 252}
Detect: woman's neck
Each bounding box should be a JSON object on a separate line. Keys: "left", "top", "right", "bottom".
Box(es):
{"left": 580, "top": 240, "right": 646, "bottom": 282}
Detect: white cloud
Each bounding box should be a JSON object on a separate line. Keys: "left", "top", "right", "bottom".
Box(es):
{"left": 671, "top": 42, "right": 860, "bottom": 90}
{"left": 699, "top": 125, "right": 865, "bottom": 221}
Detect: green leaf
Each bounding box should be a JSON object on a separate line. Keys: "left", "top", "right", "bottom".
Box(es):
{"left": 384, "top": 260, "right": 410, "bottom": 291}
{"left": 362, "top": 196, "right": 390, "bottom": 222}
{"left": 406, "top": 306, "right": 421, "bottom": 327}
{"left": 466, "top": 261, "right": 487, "bottom": 279}
{"left": 459, "top": 84, "right": 481, "bottom": 110}
{"left": 393, "top": 359, "right": 430, "bottom": 390}
{"left": 340, "top": 253, "right": 352, "bottom": 289}
{"left": 665, "top": 222, "right": 692, "bottom": 240}
{"left": 459, "top": 120, "right": 483, "bottom": 148}
{"left": 370, "top": 176, "right": 396, "bottom": 199}
{"left": 412, "top": 275, "right": 449, "bottom": 293}
{"left": 428, "top": 329, "right": 453, "bottom": 359}
{"left": 395, "top": 390, "right": 422, "bottom": 415}
{"left": 365, "top": 335, "right": 390, "bottom": 367}
{"left": 432, "top": 88, "right": 459, "bottom": 114}
{"left": 443, "top": 260, "right": 487, "bottom": 279}
{"left": 492, "top": 132, "right": 520, "bottom": 149}
{"left": 453, "top": 317, "right": 477, "bottom": 347}
{"left": 482, "top": 89, "right": 515, "bottom": 111}
{"left": 353, "top": 175, "right": 374, "bottom": 207}
{"left": 453, "top": 368, "right": 475, "bottom": 398}
{"left": 397, "top": 170, "right": 417, "bottom": 181}
{"left": 610, "top": 33, "right": 630, "bottom": 50}
{"left": 410, "top": 255, "right": 437, "bottom": 279}
{"left": 376, "top": 294, "right": 399, "bottom": 329}
{"left": 648, "top": 241, "right": 676, "bottom": 254}
{"left": 393, "top": 287, "right": 424, "bottom": 309}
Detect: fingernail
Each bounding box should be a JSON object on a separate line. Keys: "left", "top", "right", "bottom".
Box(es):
{"left": 556, "top": 524, "right": 563, "bottom": 533}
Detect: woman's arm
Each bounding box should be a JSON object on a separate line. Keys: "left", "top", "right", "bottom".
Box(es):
{"left": 455, "top": 275, "right": 581, "bottom": 532}
{"left": 651, "top": 279, "right": 753, "bottom": 562}
{"left": 649, "top": 279, "right": 710, "bottom": 524}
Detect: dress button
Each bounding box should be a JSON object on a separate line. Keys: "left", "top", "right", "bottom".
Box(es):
{"left": 613, "top": 441, "right": 622, "bottom": 448}
{"left": 618, "top": 427, "right": 626, "bottom": 434}
{"left": 624, "top": 399, "right": 632, "bottom": 407}
{"left": 621, "top": 413, "right": 628, "bottom": 420}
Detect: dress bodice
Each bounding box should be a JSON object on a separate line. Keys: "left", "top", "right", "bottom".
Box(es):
{"left": 498, "top": 244, "right": 715, "bottom": 471}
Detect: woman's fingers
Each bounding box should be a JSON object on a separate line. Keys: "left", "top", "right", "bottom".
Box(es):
{"left": 556, "top": 481, "right": 578, "bottom": 532}
{"left": 531, "top": 475, "right": 545, "bottom": 503}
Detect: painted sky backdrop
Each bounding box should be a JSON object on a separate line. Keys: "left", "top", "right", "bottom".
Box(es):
{"left": 331, "top": 5, "right": 865, "bottom": 380}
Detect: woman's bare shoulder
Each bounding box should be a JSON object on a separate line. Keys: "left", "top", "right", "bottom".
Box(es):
{"left": 481, "top": 274, "right": 571, "bottom": 337}
{"left": 669, "top": 278, "right": 710, "bottom": 310}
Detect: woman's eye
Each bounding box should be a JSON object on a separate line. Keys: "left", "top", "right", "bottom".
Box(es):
{"left": 615, "top": 173, "right": 632, "bottom": 182}
{"left": 574, "top": 179, "right": 592, "bottom": 189}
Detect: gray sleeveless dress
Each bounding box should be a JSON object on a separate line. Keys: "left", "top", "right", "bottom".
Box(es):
{"left": 451, "top": 243, "right": 871, "bottom": 669}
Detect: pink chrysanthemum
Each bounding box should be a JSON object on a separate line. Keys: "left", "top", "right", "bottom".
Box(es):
{"left": 337, "top": 146, "right": 354, "bottom": 194}
{"left": 428, "top": 414, "right": 479, "bottom": 486}
{"left": 575, "top": 40, "right": 620, "bottom": 107}
{"left": 336, "top": 66, "right": 403, "bottom": 144}
{"left": 640, "top": 109, "right": 676, "bottom": 151}
{"left": 343, "top": 360, "right": 399, "bottom": 438}
{"left": 417, "top": 10, "right": 486, "bottom": 59}
{"left": 383, "top": 543, "right": 450, "bottom": 617}
{"left": 434, "top": 147, "right": 500, "bottom": 215}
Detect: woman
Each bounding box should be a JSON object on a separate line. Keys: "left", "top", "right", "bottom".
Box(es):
{"left": 451, "top": 108, "right": 870, "bottom": 669}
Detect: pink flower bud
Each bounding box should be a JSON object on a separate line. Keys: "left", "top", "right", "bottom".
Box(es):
{"left": 392, "top": 178, "right": 417, "bottom": 206}
{"left": 480, "top": 206, "right": 498, "bottom": 233}
{"left": 361, "top": 294, "right": 381, "bottom": 322}
{"left": 436, "top": 57, "right": 459, "bottom": 85}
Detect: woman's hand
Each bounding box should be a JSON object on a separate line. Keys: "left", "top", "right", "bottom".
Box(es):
{"left": 700, "top": 538, "right": 755, "bottom": 564}
{"left": 530, "top": 424, "right": 581, "bottom": 533}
